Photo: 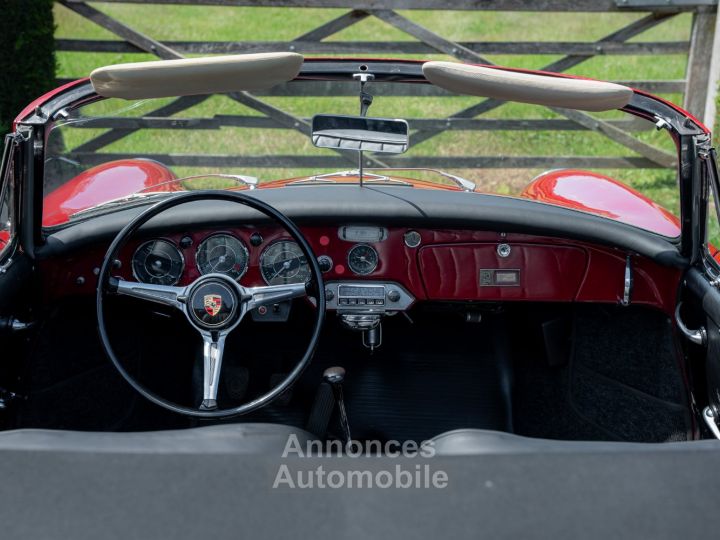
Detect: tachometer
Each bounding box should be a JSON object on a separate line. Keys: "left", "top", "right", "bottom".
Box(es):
{"left": 260, "top": 240, "right": 310, "bottom": 285}
{"left": 132, "top": 239, "right": 184, "bottom": 285}
{"left": 196, "top": 234, "right": 249, "bottom": 280}
{"left": 347, "top": 244, "right": 378, "bottom": 275}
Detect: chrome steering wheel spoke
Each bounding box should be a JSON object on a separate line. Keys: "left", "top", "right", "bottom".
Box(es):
{"left": 245, "top": 282, "right": 308, "bottom": 310}
{"left": 199, "top": 331, "right": 227, "bottom": 411}
{"left": 112, "top": 275, "right": 309, "bottom": 413}
{"left": 114, "top": 278, "right": 188, "bottom": 310}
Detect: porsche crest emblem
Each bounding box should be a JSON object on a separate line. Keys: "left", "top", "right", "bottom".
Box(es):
{"left": 203, "top": 294, "right": 223, "bottom": 317}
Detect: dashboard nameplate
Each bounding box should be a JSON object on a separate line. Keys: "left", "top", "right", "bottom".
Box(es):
{"left": 480, "top": 269, "right": 520, "bottom": 286}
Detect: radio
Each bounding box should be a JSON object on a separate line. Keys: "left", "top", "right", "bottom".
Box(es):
{"left": 324, "top": 281, "right": 414, "bottom": 312}
{"left": 338, "top": 285, "right": 386, "bottom": 306}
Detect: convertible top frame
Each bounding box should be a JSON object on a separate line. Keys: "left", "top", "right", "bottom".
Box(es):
{"left": 12, "top": 58, "right": 712, "bottom": 264}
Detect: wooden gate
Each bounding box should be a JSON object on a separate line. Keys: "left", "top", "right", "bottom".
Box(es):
{"left": 54, "top": 0, "right": 720, "bottom": 174}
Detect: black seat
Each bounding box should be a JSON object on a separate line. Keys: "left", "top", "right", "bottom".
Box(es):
{"left": 429, "top": 428, "right": 663, "bottom": 455}
{"left": 0, "top": 423, "right": 314, "bottom": 454}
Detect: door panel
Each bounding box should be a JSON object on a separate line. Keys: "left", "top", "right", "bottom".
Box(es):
{"left": 0, "top": 133, "right": 33, "bottom": 333}
{"left": 0, "top": 132, "right": 33, "bottom": 420}
{"left": 684, "top": 268, "right": 720, "bottom": 413}
{"left": 0, "top": 254, "right": 31, "bottom": 315}
{"left": 683, "top": 150, "right": 720, "bottom": 436}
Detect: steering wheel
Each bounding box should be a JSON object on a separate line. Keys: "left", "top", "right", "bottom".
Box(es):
{"left": 96, "top": 191, "right": 326, "bottom": 418}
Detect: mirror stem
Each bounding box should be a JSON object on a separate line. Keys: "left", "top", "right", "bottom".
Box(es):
{"left": 355, "top": 73, "right": 374, "bottom": 117}
{"left": 358, "top": 87, "right": 371, "bottom": 186}
{"left": 359, "top": 90, "right": 373, "bottom": 117}
{"left": 353, "top": 73, "right": 375, "bottom": 187}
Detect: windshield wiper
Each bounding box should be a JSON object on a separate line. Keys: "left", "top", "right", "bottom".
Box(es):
{"left": 135, "top": 173, "right": 258, "bottom": 193}
{"left": 364, "top": 168, "right": 476, "bottom": 192}
{"left": 288, "top": 170, "right": 412, "bottom": 186}
{"left": 68, "top": 192, "right": 178, "bottom": 221}
{"left": 67, "top": 173, "right": 259, "bottom": 221}
{"left": 287, "top": 168, "right": 475, "bottom": 191}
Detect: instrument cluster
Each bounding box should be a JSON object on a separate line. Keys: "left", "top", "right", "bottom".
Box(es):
{"left": 129, "top": 226, "right": 390, "bottom": 287}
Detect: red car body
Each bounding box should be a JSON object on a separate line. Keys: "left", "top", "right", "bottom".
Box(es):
{"left": 38, "top": 158, "right": 682, "bottom": 239}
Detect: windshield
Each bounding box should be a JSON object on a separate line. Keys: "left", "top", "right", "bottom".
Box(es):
{"left": 43, "top": 77, "right": 680, "bottom": 235}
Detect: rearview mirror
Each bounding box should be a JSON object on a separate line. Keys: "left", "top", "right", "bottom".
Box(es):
{"left": 311, "top": 115, "right": 409, "bottom": 154}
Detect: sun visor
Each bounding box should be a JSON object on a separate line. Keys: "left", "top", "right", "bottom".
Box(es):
{"left": 422, "top": 61, "right": 633, "bottom": 112}
{"left": 90, "top": 52, "right": 304, "bottom": 99}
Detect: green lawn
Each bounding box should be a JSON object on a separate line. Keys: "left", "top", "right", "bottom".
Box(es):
{"left": 52, "top": 3, "right": 710, "bottom": 218}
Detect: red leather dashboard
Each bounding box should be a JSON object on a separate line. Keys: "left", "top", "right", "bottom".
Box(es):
{"left": 40, "top": 226, "right": 681, "bottom": 313}
{"left": 420, "top": 243, "right": 587, "bottom": 301}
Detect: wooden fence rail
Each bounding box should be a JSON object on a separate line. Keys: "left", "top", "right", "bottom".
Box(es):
{"left": 54, "top": 0, "right": 720, "bottom": 172}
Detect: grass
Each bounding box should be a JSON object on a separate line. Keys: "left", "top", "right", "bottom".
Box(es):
{"left": 50, "top": 3, "right": 714, "bottom": 223}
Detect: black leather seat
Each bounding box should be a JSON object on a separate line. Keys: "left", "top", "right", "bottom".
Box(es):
{"left": 0, "top": 423, "right": 314, "bottom": 454}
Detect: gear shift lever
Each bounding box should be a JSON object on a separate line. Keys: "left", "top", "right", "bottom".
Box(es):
{"left": 323, "top": 366, "right": 351, "bottom": 443}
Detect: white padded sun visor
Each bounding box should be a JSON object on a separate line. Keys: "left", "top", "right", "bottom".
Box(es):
{"left": 422, "top": 61, "right": 633, "bottom": 112}
{"left": 90, "top": 52, "right": 304, "bottom": 100}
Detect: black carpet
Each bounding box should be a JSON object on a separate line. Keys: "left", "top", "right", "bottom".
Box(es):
{"left": 16, "top": 300, "right": 692, "bottom": 443}
{"left": 242, "top": 312, "right": 511, "bottom": 442}
{"left": 512, "top": 305, "right": 691, "bottom": 442}
{"left": 569, "top": 306, "right": 691, "bottom": 442}
{"left": 16, "top": 299, "right": 189, "bottom": 431}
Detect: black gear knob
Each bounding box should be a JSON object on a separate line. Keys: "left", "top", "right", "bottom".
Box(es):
{"left": 323, "top": 366, "right": 346, "bottom": 385}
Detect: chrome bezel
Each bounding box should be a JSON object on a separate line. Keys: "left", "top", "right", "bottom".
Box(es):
{"left": 347, "top": 244, "right": 379, "bottom": 275}
{"left": 404, "top": 230, "right": 422, "bottom": 248}
{"left": 131, "top": 238, "right": 185, "bottom": 286}
{"left": 497, "top": 243, "right": 512, "bottom": 258}
{"left": 195, "top": 233, "right": 250, "bottom": 281}
{"left": 259, "top": 239, "right": 310, "bottom": 285}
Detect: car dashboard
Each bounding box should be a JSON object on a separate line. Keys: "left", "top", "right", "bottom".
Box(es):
{"left": 40, "top": 223, "right": 680, "bottom": 317}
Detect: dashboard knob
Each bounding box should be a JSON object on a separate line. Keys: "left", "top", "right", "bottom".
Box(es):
{"left": 387, "top": 289, "right": 401, "bottom": 302}
{"left": 325, "top": 288, "right": 335, "bottom": 301}
{"left": 249, "top": 232, "right": 263, "bottom": 247}
{"left": 318, "top": 255, "right": 333, "bottom": 273}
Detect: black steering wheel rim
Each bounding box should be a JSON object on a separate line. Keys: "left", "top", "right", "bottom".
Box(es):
{"left": 96, "top": 190, "right": 326, "bottom": 418}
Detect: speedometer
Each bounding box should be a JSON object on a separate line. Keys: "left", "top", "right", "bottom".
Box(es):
{"left": 132, "top": 239, "right": 184, "bottom": 285}
{"left": 196, "top": 234, "right": 249, "bottom": 280}
{"left": 260, "top": 240, "right": 310, "bottom": 285}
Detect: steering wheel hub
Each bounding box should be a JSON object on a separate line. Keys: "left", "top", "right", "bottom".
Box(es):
{"left": 188, "top": 279, "right": 240, "bottom": 330}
